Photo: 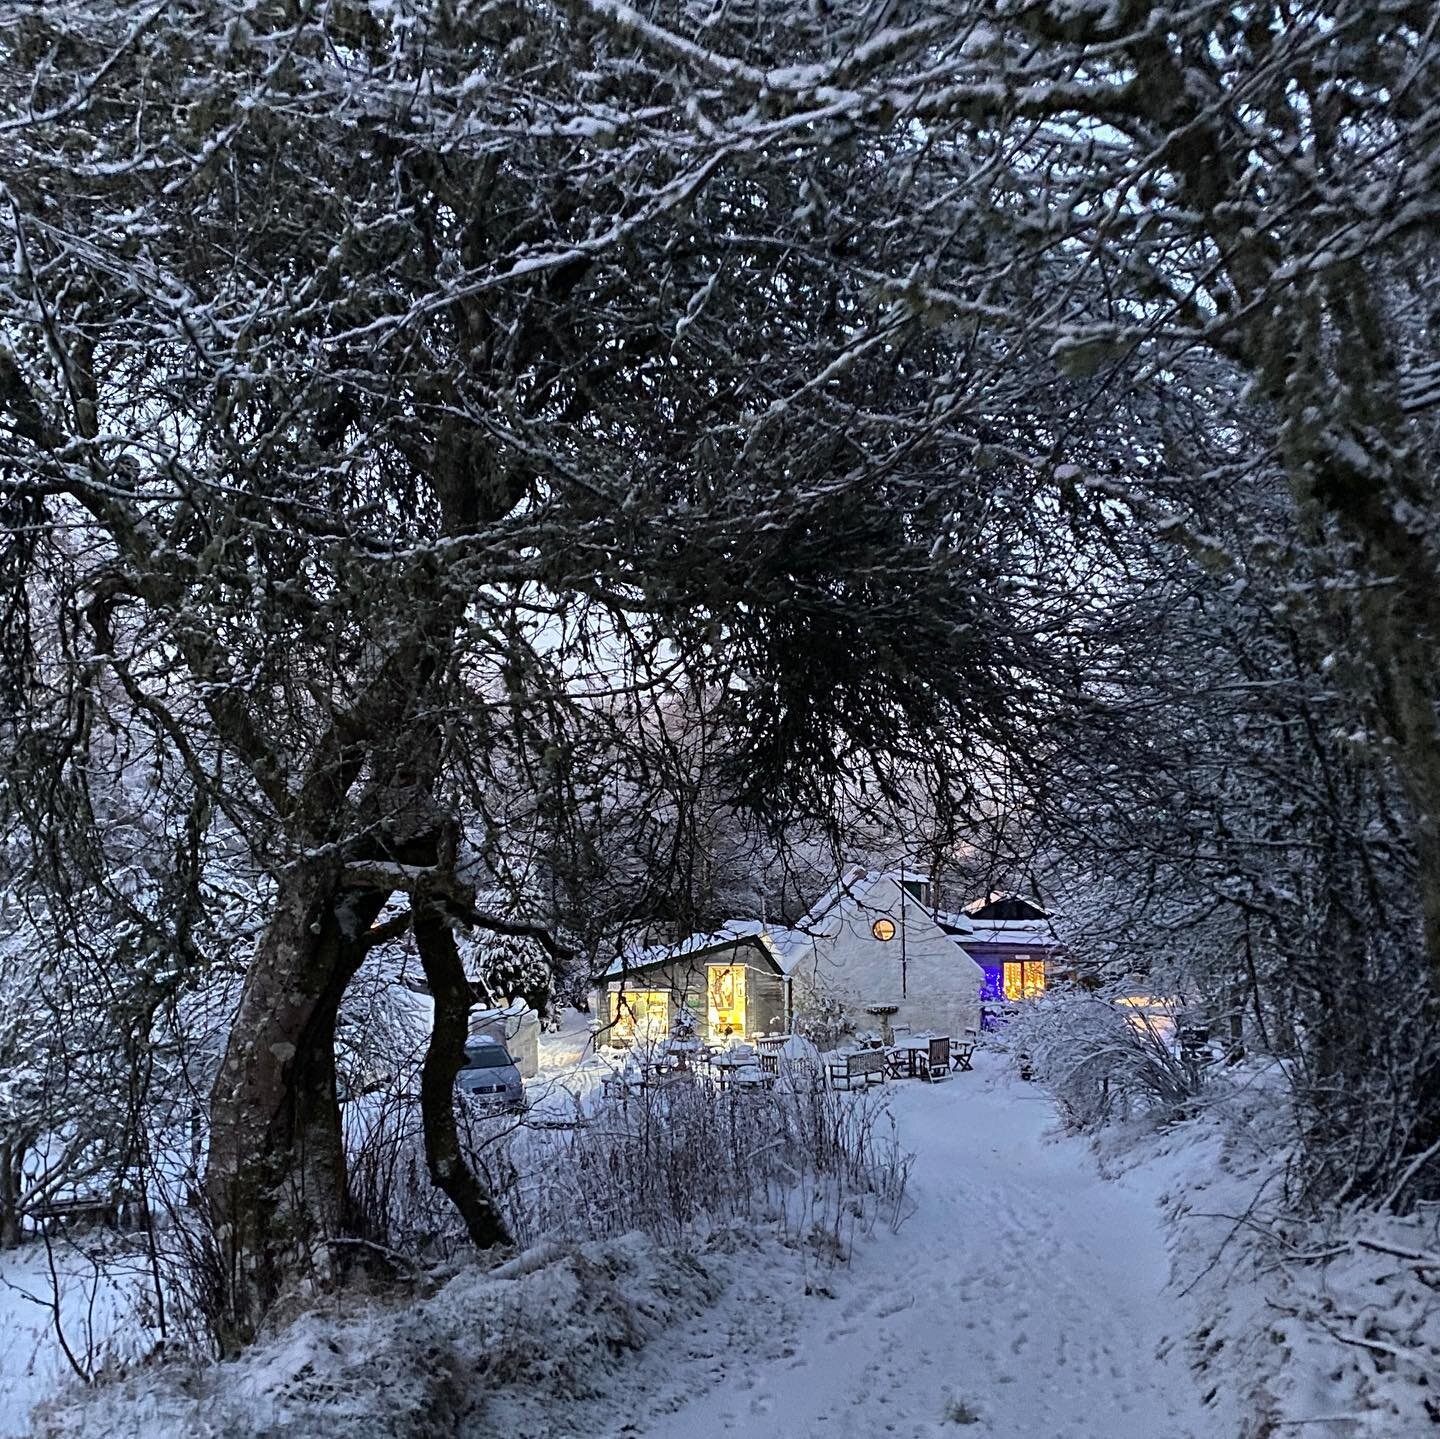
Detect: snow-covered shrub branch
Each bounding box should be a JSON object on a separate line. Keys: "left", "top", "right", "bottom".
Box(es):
{"left": 349, "top": 1079, "right": 909, "bottom": 1262}
{"left": 1004, "top": 987, "right": 1208, "bottom": 1131}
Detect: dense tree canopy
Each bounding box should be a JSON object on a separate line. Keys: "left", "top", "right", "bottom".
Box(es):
{"left": 1, "top": 0, "right": 1437, "bottom": 1348}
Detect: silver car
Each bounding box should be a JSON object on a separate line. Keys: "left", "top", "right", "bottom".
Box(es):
{"left": 455, "top": 1035, "right": 526, "bottom": 1110}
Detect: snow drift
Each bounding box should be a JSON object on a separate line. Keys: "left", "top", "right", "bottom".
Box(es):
{"left": 35, "top": 1231, "right": 730, "bottom": 1438}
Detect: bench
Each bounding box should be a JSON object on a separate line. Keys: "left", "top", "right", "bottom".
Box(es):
{"left": 29, "top": 1193, "right": 144, "bottom": 1232}
{"left": 827, "top": 1049, "right": 886, "bottom": 1091}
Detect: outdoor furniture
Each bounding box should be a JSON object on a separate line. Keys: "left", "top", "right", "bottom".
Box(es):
{"left": 1178, "top": 1022, "right": 1212, "bottom": 1065}
{"left": 662, "top": 1038, "right": 701, "bottom": 1072}
{"left": 884, "top": 1034, "right": 950, "bottom": 1080}
{"left": 754, "top": 1034, "right": 786, "bottom": 1075}
{"left": 885, "top": 1035, "right": 930, "bottom": 1078}
{"left": 709, "top": 1049, "right": 770, "bottom": 1091}
{"left": 918, "top": 1035, "right": 950, "bottom": 1081}
{"left": 638, "top": 1055, "right": 681, "bottom": 1086}
{"left": 785, "top": 1056, "right": 826, "bottom": 1093}
{"left": 30, "top": 1193, "right": 140, "bottom": 1232}
{"left": 950, "top": 1035, "right": 978, "bottom": 1072}
{"left": 826, "top": 1048, "right": 886, "bottom": 1090}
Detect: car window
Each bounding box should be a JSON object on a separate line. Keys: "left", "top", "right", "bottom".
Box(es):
{"left": 464, "top": 1046, "right": 514, "bottom": 1069}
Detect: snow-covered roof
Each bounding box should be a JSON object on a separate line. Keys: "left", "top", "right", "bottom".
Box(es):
{"left": 795, "top": 864, "right": 894, "bottom": 934}
{"left": 470, "top": 998, "right": 533, "bottom": 1024}
{"left": 601, "top": 912, "right": 831, "bottom": 980}
{"left": 963, "top": 917, "right": 1058, "bottom": 950}
{"left": 932, "top": 907, "right": 976, "bottom": 936}
{"left": 604, "top": 919, "right": 784, "bottom": 980}
{"left": 966, "top": 894, "right": 1049, "bottom": 921}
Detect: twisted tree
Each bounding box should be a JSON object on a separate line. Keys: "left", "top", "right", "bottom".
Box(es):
{"left": 0, "top": 1, "right": 1094, "bottom": 1342}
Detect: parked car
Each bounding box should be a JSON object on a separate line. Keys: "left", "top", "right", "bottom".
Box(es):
{"left": 455, "top": 1035, "right": 526, "bottom": 1110}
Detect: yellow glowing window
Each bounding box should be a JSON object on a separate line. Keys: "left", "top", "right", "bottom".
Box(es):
{"left": 608, "top": 989, "right": 669, "bottom": 1043}
{"left": 1003, "top": 959, "right": 1046, "bottom": 1000}
{"left": 707, "top": 964, "right": 747, "bottom": 1041}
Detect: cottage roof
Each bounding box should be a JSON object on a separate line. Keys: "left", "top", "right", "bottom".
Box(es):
{"left": 598, "top": 866, "right": 1017, "bottom": 984}
{"left": 962, "top": 917, "right": 1058, "bottom": 950}
{"left": 932, "top": 907, "right": 976, "bottom": 937}
{"left": 601, "top": 919, "right": 808, "bottom": 981}
{"left": 794, "top": 864, "right": 914, "bottom": 935}
{"left": 967, "top": 894, "right": 1049, "bottom": 922}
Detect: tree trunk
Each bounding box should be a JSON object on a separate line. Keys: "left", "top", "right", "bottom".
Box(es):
{"left": 206, "top": 864, "right": 387, "bottom": 1350}
{"left": 0, "top": 1143, "right": 20, "bottom": 1250}
{"left": 413, "top": 902, "right": 512, "bottom": 1251}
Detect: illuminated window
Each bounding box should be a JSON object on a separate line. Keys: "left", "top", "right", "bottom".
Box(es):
{"left": 1003, "top": 958, "right": 1046, "bottom": 1000}
{"left": 608, "top": 989, "right": 669, "bottom": 1043}
{"left": 871, "top": 917, "right": 896, "bottom": 941}
{"left": 707, "top": 964, "right": 748, "bottom": 1040}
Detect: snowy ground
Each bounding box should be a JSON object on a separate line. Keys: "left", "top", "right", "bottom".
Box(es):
{"left": 19, "top": 1040, "right": 1233, "bottom": 1439}
{"left": 624, "top": 1056, "right": 1217, "bottom": 1439}
{"left": 0, "top": 1237, "right": 155, "bottom": 1438}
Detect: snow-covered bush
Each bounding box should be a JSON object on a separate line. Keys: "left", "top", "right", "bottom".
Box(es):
{"left": 511, "top": 1080, "right": 908, "bottom": 1249}
{"left": 345, "top": 1074, "right": 906, "bottom": 1260}
{"left": 33, "top": 1231, "right": 732, "bottom": 1439}
{"left": 791, "top": 974, "right": 852, "bottom": 1051}
{"left": 1004, "top": 986, "right": 1208, "bottom": 1130}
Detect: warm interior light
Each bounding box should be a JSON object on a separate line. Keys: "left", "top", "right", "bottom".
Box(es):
{"left": 1003, "top": 959, "right": 1046, "bottom": 999}
{"left": 707, "top": 964, "right": 747, "bottom": 1040}
{"left": 609, "top": 989, "right": 670, "bottom": 1043}
{"left": 871, "top": 917, "right": 896, "bottom": 941}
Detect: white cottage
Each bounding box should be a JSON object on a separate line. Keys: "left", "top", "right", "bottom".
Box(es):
{"left": 783, "top": 867, "right": 985, "bottom": 1041}
{"left": 595, "top": 866, "right": 984, "bottom": 1047}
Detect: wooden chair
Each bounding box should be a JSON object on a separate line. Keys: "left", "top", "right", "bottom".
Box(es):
{"left": 950, "top": 1036, "right": 978, "bottom": 1072}
{"left": 917, "top": 1035, "right": 950, "bottom": 1082}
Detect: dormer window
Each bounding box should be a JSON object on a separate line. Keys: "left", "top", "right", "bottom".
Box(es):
{"left": 900, "top": 876, "right": 935, "bottom": 908}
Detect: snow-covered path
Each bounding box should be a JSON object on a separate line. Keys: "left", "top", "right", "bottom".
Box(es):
{"left": 636, "top": 1064, "right": 1212, "bottom": 1439}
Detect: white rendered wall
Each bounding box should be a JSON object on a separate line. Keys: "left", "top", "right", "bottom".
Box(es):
{"left": 788, "top": 874, "right": 983, "bottom": 1038}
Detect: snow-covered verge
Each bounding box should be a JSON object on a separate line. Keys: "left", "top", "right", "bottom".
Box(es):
{"left": 31, "top": 1229, "right": 776, "bottom": 1438}
{"left": 0, "top": 1239, "right": 158, "bottom": 1439}
{"left": 1097, "top": 1072, "right": 1440, "bottom": 1438}
{"left": 29, "top": 1048, "right": 904, "bottom": 1438}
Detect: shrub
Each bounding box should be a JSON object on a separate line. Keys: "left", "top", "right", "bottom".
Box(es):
{"left": 1004, "top": 985, "right": 1208, "bottom": 1129}
{"left": 349, "top": 1075, "right": 909, "bottom": 1259}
